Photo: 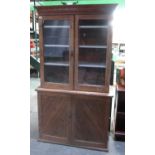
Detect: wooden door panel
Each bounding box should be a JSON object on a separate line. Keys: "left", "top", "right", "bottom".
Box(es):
{"left": 38, "top": 92, "right": 71, "bottom": 143}
{"left": 72, "top": 95, "right": 110, "bottom": 148}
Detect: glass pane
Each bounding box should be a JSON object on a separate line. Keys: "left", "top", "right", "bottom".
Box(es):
{"left": 79, "top": 20, "right": 108, "bottom": 46}
{"left": 44, "top": 65, "right": 69, "bottom": 83}
{"left": 43, "top": 20, "right": 70, "bottom": 83}
{"left": 43, "top": 27, "right": 69, "bottom": 45}
{"left": 78, "top": 67, "right": 105, "bottom": 85}
{"left": 44, "top": 47, "right": 69, "bottom": 63}
{"left": 78, "top": 19, "right": 108, "bottom": 85}
{"left": 79, "top": 48, "right": 106, "bottom": 64}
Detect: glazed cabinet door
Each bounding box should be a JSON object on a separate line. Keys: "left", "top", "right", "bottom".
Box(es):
{"left": 39, "top": 16, "right": 74, "bottom": 89}
{"left": 38, "top": 91, "right": 72, "bottom": 144}
{"left": 74, "top": 15, "right": 112, "bottom": 92}
{"left": 72, "top": 95, "right": 110, "bottom": 150}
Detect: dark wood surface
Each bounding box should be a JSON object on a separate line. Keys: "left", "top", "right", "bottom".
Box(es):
{"left": 104, "top": 25, "right": 112, "bottom": 91}
{"left": 36, "top": 86, "right": 115, "bottom": 97}
{"left": 36, "top": 4, "right": 117, "bottom": 151}
{"left": 72, "top": 95, "right": 110, "bottom": 149}
{"left": 38, "top": 92, "right": 71, "bottom": 144}
{"left": 112, "top": 86, "right": 125, "bottom": 141}
{"left": 37, "top": 4, "right": 117, "bottom": 16}
{"left": 37, "top": 90, "right": 111, "bottom": 150}
{"left": 38, "top": 16, "right": 44, "bottom": 86}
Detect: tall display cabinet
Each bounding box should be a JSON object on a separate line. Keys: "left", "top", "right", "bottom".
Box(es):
{"left": 36, "top": 4, "right": 117, "bottom": 151}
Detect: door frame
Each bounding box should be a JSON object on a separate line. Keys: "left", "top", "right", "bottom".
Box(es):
{"left": 39, "top": 15, "right": 74, "bottom": 90}
{"left": 74, "top": 15, "right": 112, "bottom": 93}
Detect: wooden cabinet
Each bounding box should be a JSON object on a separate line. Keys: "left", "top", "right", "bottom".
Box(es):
{"left": 36, "top": 4, "right": 117, "bottom": 151}
{"left": 37, "top": 89, "right": 113, "bottom": 150}
{"left": 112, "top": 86, "right": 125, "bottom": 141}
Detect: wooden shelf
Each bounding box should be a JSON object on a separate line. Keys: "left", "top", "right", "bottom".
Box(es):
{"left": 117, "top": 112, "right": 125, "bottom": 116}
{"left": 79, "top": 45, "right": 107, "bottom": 49}
{"left": 79, "top": 25, "right": 108, "bottom": 29}
{"left": 115, "top": 131, "right": 125, "bottom": 136}
{"left": 44, "top": 62, "right": 69, "bottom": 67}
{"left": 44, "top": 25, "right": 70, "bottom": 28}
{"left": 114, "top": 131, "right": 125, "bottom": 141}
{"left": 44, "top": 44, "right": 69, "bottom": 48}
{"left": 79, "top": 63, "right": 106, "bottom": 68}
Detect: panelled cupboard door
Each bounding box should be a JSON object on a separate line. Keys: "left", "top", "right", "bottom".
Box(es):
{"left": 39, "top": 16, "right": 74, "bottom": 90}
{"left": 74, "top": 15, "right": 112, "bottom": 93}
{"left": 38, "top": 92, "right": 72, "bottom": 144}
{"left": 72, "top": 95, "right": 110, "bottom": 150}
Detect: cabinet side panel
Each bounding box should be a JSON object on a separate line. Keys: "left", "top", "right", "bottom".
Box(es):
{"left": 104, "top": 25, "right": 112, "bottom": 89}
{"left": 38, "top": 17, "right": 44, "bottom": 86}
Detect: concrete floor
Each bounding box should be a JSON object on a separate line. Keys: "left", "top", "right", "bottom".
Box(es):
{"left": 30, "top": 78, "right": 125, "bottom": 155}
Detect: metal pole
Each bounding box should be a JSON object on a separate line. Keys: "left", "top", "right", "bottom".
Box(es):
{"left": 34, "top": 0, "right": 38, "bottom": 60}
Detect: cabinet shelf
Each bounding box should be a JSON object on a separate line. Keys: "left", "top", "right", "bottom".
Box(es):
{"left": 79, "top": 45, "right": 107, "bottom": 49}
{"left": 44, "top": 25, "right": 70, "bottom": 28}
{"left": 44, "top": 44, "right": 69, "bottom": 48}
{"left": 117, "top": 112, "right": 125, "bottom": 115}
{"left": 44, "top": 62, "right": 69, "bottom": 67}
{"left": 115, "top": 131, "right": 125, "bottom": 136}
{"left": 79, "top": 25, "right": 108, "bottom": 29}
{"left": 79, "top": 63, "right": 106, "bottom": 68}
